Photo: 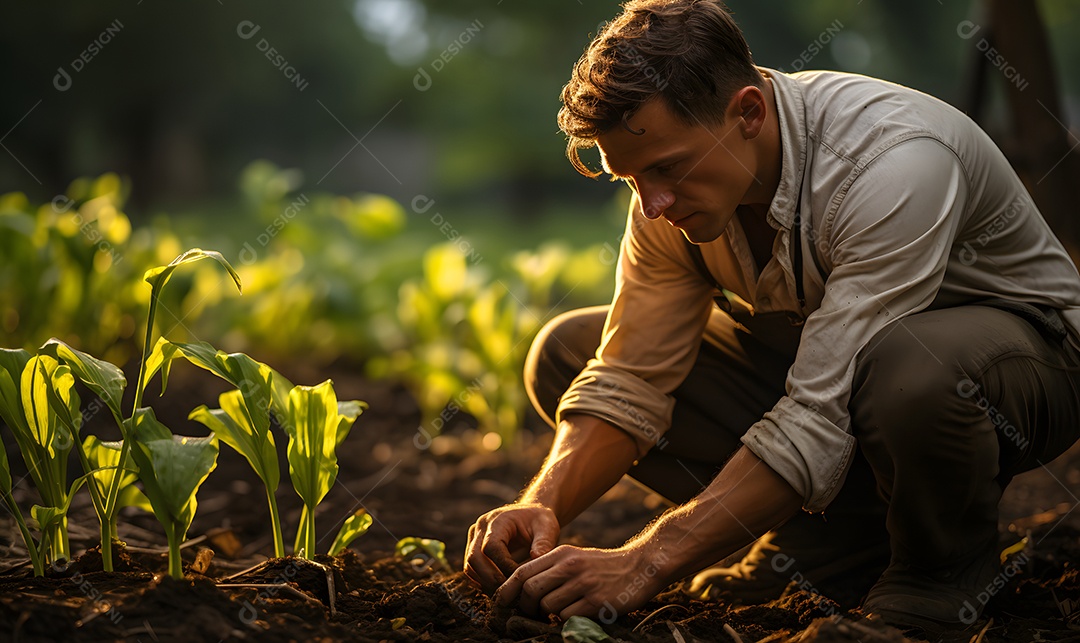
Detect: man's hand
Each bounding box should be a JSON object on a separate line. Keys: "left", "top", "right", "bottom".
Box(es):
{"left": 493, "top": 543, "right": 663, "bottom": 621}
{"left": 464, "top": 503, "right": 560, "bottom": 594}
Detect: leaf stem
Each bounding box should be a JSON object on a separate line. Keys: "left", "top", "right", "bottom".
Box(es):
{"left": 2, "top": 492, "right": 42, "bottom": 576}
{"left": 267, "top": 487, "right": 284, "bottom": 559}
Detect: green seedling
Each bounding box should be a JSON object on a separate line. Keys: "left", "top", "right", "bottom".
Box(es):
{"left": 83, "top": 436, "right": 151, "bottom": 533}
{"left": 189, "top": 389, "right": 286, "bottom": 557}
{"left": 126, "top": 408, "right": 219, "bottom": 579}
{"left": 146, "top": 339, "right": 293, "bottom": 557}
{"left": 0, "top": 353, "right": 79, "bottom": 566}
{"left": 0, "top": 423, "right": 41, "bottom": 575}
{"left": 281, "top": 380, "right": 365, "bottom": 558}
{"left": 38, "top": 338, "right": 129, "bottom": 571}
{"left": 328, "top": 509, "right": 373, "bottom": 556}
{"left": 395, "top": 537, "right": 451, "bottom": 574}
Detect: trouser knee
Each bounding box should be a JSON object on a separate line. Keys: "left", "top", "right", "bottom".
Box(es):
{"left": 524, "top": 306, "right": 607, "bottom": 429}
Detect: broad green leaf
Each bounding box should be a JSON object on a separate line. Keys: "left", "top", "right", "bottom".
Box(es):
{"left": 284, "top": 381, "right": 340, "bottom": 510}
{"left": 117, "top": 484, "right": 153, "bottom": 512}
{"left": 146, "top": 341, "right": 283, "bottom": 443}
{"left": 127, "top": 408, "right": 219, "bottom": 538}
{"left": 189, "top": 390, "right": 279, "bottom": 492}
{"left": 143, "top": 248, "right": 241, "bottom": 296}
{"left": 395, "top": 537, "right": 450, "bottom": 571}
{"left": 31, "top": 504, "right": 66, "bottom": 534}
{"left": 562, "top": 616, "right": 612, "bottom": 642}
{"left": 0, "top": 349, "right": 32, "bottom": 436}
{"left": 140, "top": 337, "right": 180, "bottom": 398}
{"left": 17, "top": 357, "right": 75, "bottom": 505}
{"left": 84, "top": 436, "right": 139, "bottom": 504}
{"left": 335, "top": 400, "right": 367, "bottom": 447}
{"left": 39, "top": 339, "right": 126, "bottom": 424}
{"left": 328, "top": 509, "right": 373, "bottom": 556}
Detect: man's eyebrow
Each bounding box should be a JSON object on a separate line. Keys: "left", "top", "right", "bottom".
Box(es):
{"left": 604, "top": 155, "right": 685, "bottom": 181}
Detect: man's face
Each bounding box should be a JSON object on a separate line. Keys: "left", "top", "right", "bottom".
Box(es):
{"left": 597, "top": 97, "right": 760, "bottom": 244}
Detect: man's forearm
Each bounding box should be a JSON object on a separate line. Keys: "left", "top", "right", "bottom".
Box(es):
{"left": 633, "top": 446, "right": 803, "bottom": 583}
{"left": 519, "top": 414, "right": 640, "bottom": 526}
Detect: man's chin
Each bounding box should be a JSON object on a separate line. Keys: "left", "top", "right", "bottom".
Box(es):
{"left": 681, "top": 228, "right": 722, "bottom": 244}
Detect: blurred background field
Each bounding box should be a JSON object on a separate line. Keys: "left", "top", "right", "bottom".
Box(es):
{"left": 1, "top": 0, "right": 1078, "bottom": 443}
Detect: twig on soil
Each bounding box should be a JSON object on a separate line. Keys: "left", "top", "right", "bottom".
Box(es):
{"left": 222, "top": 559, "right": 272, "bottom": 581}
{"left": 666, "top": 620, "right": 687, "bottom": 643}
{"left": 0, "top": 559, "right": 32, "bottom": 576}
{"left": 723, "top": 623, "right": 744, "bottom": 643}
{"left": 752, "top": 632, "right": 792, "bottom": 643}
{"left": 969, "top": 618, "right": 993, "bottom": 643}
{"left": 310, "top": 559, "right": 337, "bottom": 617}
{"left": 216, "top": 583, "right": 326, "bottom": 609}
{"left": 632, "top": 604, "right": 688, "bottom": 632}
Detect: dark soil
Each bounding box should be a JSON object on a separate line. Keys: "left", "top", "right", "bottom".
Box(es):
{"left": 0, "top": 363, "right": 1078, "bottom": 642}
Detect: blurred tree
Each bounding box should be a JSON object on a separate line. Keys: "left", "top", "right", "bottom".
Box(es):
{"left": 0, "top": 0, "right": 1076, "bottom": 222}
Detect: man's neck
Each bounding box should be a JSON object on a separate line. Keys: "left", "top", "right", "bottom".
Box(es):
{"left": 742, "top": 75, "right": 783, "bottom": 215}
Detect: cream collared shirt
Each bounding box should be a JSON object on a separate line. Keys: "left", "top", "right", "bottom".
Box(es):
{"left": 557, "top": 67, "right": 1080, "bottom": 512}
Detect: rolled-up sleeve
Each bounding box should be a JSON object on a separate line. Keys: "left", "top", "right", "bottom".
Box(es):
{"left": 557, "top": 196, "right": 713, "bottom": 455}
{"left": 742, "top": 137, "right": 971, "bottom": 512}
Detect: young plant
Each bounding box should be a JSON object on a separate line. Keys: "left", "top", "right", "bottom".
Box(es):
{"left": 188, "top": 389, "right": 285, "bottom": 557}
{"left": 148, "top": 339, "right": 292, "bottom": 558}
{"left": 281, "top": 380, "right": 365, "bottom": 558}
{"left": 395, "top": 537, "right": 451, "bottom": 573}
{"left": 38, "top": 338, "right": 129, "bottom": 571}
{"left": 126, "top": 408, "right": 219, "bottom": 579}
{"left": 83, "top": 436, "right": 151, "bottom": 538}
{"left": 0, "top": 422, "right": 41, "bottom": 575}
{"left": 2, "top": 353, "right": 79, "bottom": 566}
{"left": 328, "top": 509, "right": 373, "bottom": 557}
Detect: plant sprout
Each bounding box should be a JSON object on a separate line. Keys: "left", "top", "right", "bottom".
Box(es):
{"left": 126, "top": 408, "right": 219, "bottom": 579}
{"left": 0, "top": 353, "right": 79, "bottom": 566}
{"left": 328, "top": 509, "right": 373, "bottom": 557}
{"left": 281, "top": 380, "right": 365, "bottom": 558}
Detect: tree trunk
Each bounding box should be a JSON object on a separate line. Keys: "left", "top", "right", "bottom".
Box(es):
{"left": 986, "top": 0, "right": 1080, "bottom": 259}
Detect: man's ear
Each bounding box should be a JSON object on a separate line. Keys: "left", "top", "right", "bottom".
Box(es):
{"left": 730, "top": 85, "right": 767, "bottom": 139}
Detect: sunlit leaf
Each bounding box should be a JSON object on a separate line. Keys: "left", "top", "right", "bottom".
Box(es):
{"left": 282, "top": 380, "right": 364, "bottom": 558}
{"left": 189, "top": 390, "right": 279, "bottom": 493}
{"left": 40, "top": 338, "right": 126, "bottom": 424}
{"left": 127, "top": 407, "right": 219, "bottom": 578}
{"left": 328, "top": 509, "right": 373, "bottom": 556}
{"left": 562, "top": 616, "right": 612, "bottom": 642}
{"left": 143, "top": 248, "right": 242, "bottom": 296}
{"left": 395, "top": 537, "right": 450, "bottom": 572}
{"left": 83, "top": 436, "right": 139, "bottom": 509}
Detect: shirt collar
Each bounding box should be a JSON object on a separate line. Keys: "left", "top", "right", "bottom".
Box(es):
{"left": 759, "top": 67, "right": 807, "bottom": 231}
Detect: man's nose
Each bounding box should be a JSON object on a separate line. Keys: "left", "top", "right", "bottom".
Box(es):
{"left": 639, "top": 189, "right": 675, "bottom": 220}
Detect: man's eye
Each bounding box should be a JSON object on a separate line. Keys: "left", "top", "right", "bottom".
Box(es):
{"left": 656, "top": 164, "right": 676, "bottom": 175}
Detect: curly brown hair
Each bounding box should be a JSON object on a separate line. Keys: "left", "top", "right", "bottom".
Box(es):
{"left": 558, "top": 0, "right": 763, "bottom": 177}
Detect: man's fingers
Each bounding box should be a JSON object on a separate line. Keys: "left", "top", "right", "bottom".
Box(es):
{"left": 529, "top": 512, "right": 560, "bottom": 558}
{"left": 463, "top": 553, "right": 506, "bottom": 594}
{"left": 464, "top": 521, "right": 508, "bottom": 593}
{"left": 482, "top": 522, "right": 523, "bottom": 577}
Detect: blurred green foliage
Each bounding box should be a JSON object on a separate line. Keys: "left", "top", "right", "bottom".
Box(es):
{"left": 0, "top": 163, "right": 619, "bottom": 442}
